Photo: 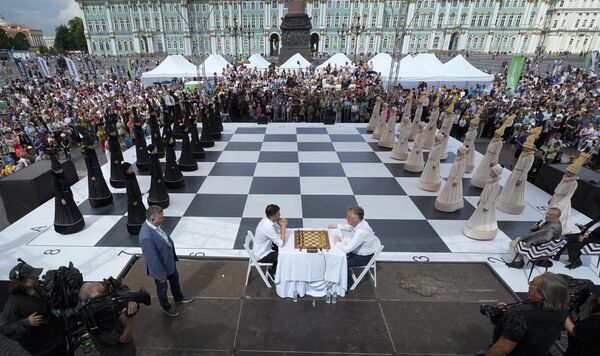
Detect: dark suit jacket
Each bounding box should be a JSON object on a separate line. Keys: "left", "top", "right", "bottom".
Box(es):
{"left": 520, "top": 221, "right": 562, "bottom": 245}
{"left": 139, "top": 221, "right": 178, "bottom": 280}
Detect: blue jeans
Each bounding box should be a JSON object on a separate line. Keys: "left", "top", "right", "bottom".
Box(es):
{"left": 154, "top": 268, "right": 185, "bottom": 311}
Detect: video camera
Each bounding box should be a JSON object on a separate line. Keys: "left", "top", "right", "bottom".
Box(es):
{"left": 78, "top": 276, "right": 151, "bottom": 332}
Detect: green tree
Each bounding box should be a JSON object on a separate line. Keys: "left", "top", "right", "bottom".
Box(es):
{"left": 54, "top": 24, "right": 71, "bottom": 52}
{"left": 12, "top": 32, "right": 30, "bottom": 50}
{"left": 68, "top": 17, "right": 87, "bottom": 52}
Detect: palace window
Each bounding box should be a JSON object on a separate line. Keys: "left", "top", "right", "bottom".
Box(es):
{"left": 154, "top": 17, "right": 160, "bottom": 30}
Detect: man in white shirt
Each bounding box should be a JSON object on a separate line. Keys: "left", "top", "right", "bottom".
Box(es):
{"left": 328, "top": 206, "right": 381, "bottom": 279}
{"left": 253, "top": 204, "right": 287, "bottom": 276}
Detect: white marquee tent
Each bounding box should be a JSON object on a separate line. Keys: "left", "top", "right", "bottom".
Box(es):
{"left": 202, "top": 54, "right": 230, "bottom": 77}
{"left": 317, "top": 53, "right": 354, "bottom": 70}
{"left": 247, "top": 53, "right": 272, "bottom": 70}
{"left": 397, "top": 53, "right": 444, "bottom": 88}
{"left": 431, "top": 54, "right": 494, "bottom": 89}
{"left": 141, "top": 55, "right": 197, "bottom": 86}
{"left": 369, "top": 53, "right": 394, "bottom": 79}
{"left": 279, "top": 53, "right": 312, "bottom": 71}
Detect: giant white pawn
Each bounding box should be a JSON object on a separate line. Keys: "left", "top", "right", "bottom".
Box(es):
{"left": 435, "top": 145, "right": 469, "bottom": 212}
{"left": 464, "top": 164, "right": 503, "bottom": 241}
{"left": 378, "top": 107, "right": 398, "bottom": 149}
{"left": 390, "top": 109, "right": 411, "bottom": 161}
{"left": 367, "top": 96, "right": 383, "bottom": 132}
{"left": 372, "top": 102, "right": 389, "bottom": 140}
{"left": 418, "top": 133, "right": 445, "bottom": 191}
{"left": 404, "top": 122, "right": 426, "bottom": 172}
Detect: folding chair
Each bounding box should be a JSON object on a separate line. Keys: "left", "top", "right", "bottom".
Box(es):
{"left": 244, "top": 230, "right": 274, "bottom": 288}
{"left": 514, "top": 239, "right": 567, "bottom": 281}
{"left": 580, "top": 243, "right": 600, "bottom": 277}
{"left": 350, "top": 245, "right": 384, "bottom": 291}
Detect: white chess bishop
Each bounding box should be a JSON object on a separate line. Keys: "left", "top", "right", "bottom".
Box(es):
{"left": 367, "top": 96, "right": 383, "bottom": 133}
{"left": 390, "top": 105, "right": 411, "bottom": 161}
{"left": 470, "top": 115, "right": 514, "bottom": 188}
{"left": 418, "top": 133, "right": 444, "bottom": 191}
{"left": 378, "top": 107, "right": 398, "bottom": 149}
{"left": 422, "top": 93, "right": 441, "bottom": 150}
{"left": 409, "top": 91, "right": 429, "bottom": 141}
{"left": 435, "top": 145, "right": 469, "bottom": 212}
{"left": 496, "top": 127, "right": 542, "bottom": 215}
{"left": 438, "top": 99, "right": 456, "bottom": 161}
{"left": 404, "top": 122, "right": 426, "bottom": 172}
{"left": 463, "top": 164, "right": 503, "bottom": 241}
{"left": 463, "top": 106, "right": 484, "bottom": 173}
{"left": 372, "top": 102, "right": 389, "bottom": 140}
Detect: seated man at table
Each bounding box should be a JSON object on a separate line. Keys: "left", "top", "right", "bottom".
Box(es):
{"left": 253, "top": 204, "right": 287, "bottom": 276}
{"left": 328, "top": 206, "right": 381, "bottom": 281}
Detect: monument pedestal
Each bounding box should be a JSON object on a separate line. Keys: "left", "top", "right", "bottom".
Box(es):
{"left": 278, "top": 3, "right": 312, "bottom": 64}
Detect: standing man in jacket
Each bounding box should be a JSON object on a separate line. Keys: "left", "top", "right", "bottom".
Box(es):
{"left": 139, "top": 206, "right": 193, "bottom": 317}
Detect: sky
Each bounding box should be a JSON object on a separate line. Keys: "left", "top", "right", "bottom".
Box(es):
{"left": 0, "top": 0, "right": 82, "bottom": 36}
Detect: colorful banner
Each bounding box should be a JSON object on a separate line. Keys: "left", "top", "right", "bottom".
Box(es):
{"left": 13, "top": 57, "right": 30, "bottom": 80}
{"left": 127, "top": 58, "right": 133, "bottom": 80}
{"left": 37, "top": 56, "right": 50, "bottom": 77}
{"left": 64, "top": 57, "right": 81, "bottom": 82}
{"left": 506, "top": 56, "right": 525, "bottom": 90}
{"left": 84, "top": 55, "right": 96, "bottom": 78}
{"left": 584, "top": 52, "right": 592, "bottom": 70}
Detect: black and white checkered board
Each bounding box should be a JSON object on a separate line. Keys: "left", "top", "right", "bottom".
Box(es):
{"left": 25, "top": 123, "right": 550, "bottom": 256}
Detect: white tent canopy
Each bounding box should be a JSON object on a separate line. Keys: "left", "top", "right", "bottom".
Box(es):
{"left": 247, "top": 53, "right": 271, "bottom": 70}
{"left": 202, "top": 54, "right": 230, "bottom": 77}
{"left": 431, "top": 54, "right": 494, "bottom": 89}
{"left": 279, "top": 53, "right": 312, "bottom": 70}
{"left": 398, "top": 53, "right": 444, "bottom": 88}
{"left": 369, "top": 53, "right": 393, "bottom": 79}
{"left": 141, "top": 55, "right": 197, "bottom": 86}
{"left": 317, "top": 53, "right": 354, "bottom": 70}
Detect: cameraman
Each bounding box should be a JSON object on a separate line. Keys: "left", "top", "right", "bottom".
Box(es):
{"left": 564, "top": 294, "right": 600, "bottom": 355}
{"left": 0, "top": 261, "right": 66, "bottom": 355}
{"left": 79, "top": 282, "right": 137, "bottom": 356}
{"left": 485, "top": 272, "right": 568, "bottom": 356}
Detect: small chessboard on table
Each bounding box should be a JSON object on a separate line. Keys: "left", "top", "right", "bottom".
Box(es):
{"left": 294, "top": 230, "right": 331, "bottom": 251}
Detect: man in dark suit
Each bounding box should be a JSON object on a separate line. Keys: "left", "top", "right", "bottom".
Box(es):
{"left": 554, "top": 216, "right": 600, "bottom": 269}
{"left": 506, "top": 207, "right": 563, "bottom": 268}
{"left": 139, "top": 205, "right": 193, "bottom": 316}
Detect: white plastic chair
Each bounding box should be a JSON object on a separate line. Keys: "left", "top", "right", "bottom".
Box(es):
{"left": 244, "top": 230, "right": 274, "bottom": 288}
{"left": 350, "top": 245, "right": 384, "bottom": 291}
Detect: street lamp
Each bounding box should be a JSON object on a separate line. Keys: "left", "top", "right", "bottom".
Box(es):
{"left": 229, "top": 18, "right": 241, "bottom": 61}
{"left": 350, "top": 15, "right": 366, "bottom": 60}
{"left": 243, "top": 29, "right": 254, "bottom": 57}
{"left": 337, "top": 23, "right": 349, "bottom": 54}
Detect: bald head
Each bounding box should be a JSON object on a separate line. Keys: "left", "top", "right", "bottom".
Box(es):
{"left": 79, "top": 282, "right": 106, "bottom": 301}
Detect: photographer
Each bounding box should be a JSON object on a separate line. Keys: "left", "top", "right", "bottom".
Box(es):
{"left": 564, "top": 294, "right": 600, "bottom": 355}
{"left": 484, "top": 272, "right": 568, "bottom": 356}
{"left": 78, "top": 282, "right": 137, "bottom": 356}
{"left": 0, "top": 261, "right": 66, "bottom": 355}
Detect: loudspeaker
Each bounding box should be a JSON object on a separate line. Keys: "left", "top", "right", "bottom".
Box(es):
{"left": 257, "top": 116, "right": 268, "bottom": 125}
{"left": 324, "top": 110, "right": 336, "bottom": 125}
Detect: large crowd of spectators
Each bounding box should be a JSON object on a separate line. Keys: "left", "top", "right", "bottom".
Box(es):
{"left": 0, "top": 54, "right": 598, "bottom": 178}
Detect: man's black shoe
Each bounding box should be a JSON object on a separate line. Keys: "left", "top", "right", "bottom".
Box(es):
{"left": 506, "top": 260, "right": 524, "bottom": 269}
{"left": 566, "top": 260, "right": 583, "bottom": 269}
{"left": 534, "top": 260, "right": 553, "bottom": 268}
{"left": 552, "top": 254, "right": 561, "bottom": 261}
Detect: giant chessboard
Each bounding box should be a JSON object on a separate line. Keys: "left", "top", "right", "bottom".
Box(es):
{"left": 0, "top": 123, "right": 597, "bottom": 292}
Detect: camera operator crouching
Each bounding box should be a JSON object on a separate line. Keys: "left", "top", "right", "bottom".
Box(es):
{"left": 0, "top": 261, "right": 67, "bottom": 355}
{"left": 479, "top": 272, "right": 569, "bottom": 356}
{"left": 78, "top": 282, "right": 138, "bottom": 356}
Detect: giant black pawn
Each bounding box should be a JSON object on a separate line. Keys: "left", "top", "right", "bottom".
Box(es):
{"left": 163, "top": 132, "right": 185, "bottom": 189}
{"left": 208, "top": 104, "right": 222, "bottom": 139}
{"left": 178, "top": 124, "right": 198, "bottom": 171}
{"left": 122, "top": 162, "right": 146, "bottom": 235}
{"left": 107, "top": 132, "right": 127, "bottom": 189}
{"left": 172, "top": 102, "right": 184, "bottom": 139}
{"left": 133, "top": 123, "right": 150, "bottom": 171}
{"left": 146, "top": 144, "right": 170, "bottom": 209}
{"left": 51, "top": 155, "right": 85, "bottom": 235}
{"left": 81, "top": 131, "right": 113, "bottom": 207}
{"left": 148, "top": 114, "right": 165, "bottom": 159}
{"left": 199, "top": 117, "right": 215, "bottom": 148}
{"left": 189, "top": 120, "right": 206, "bottom": 159}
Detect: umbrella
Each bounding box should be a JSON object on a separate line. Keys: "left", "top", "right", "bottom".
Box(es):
{"left": 240, "top": 57, "right": 250, "bottom": 65}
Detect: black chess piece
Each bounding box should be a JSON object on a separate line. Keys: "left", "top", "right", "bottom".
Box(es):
{"left": 178, "top": 123, "right": 198, "bottom": 171}
{"left": 51, "top": 153, "right": 85, "bottom": 235}
{"left": 146, "top": 144, "right": 170, "bottom": 208}
{"left": 122, "top": 162, "right": 146, "bottom": 235}
{"left": 132, "top": 109, "right": 150, "bottom": 171}
{"left": 188, "top": 115, "right": 206, "bottom": 159}
{"left": 162, "top": 126, "right": 185, "bottom": 189}
{"left": 172, "top": 94, "right": 184, "bottom": 139}
{"left": 80, "top": 130, "right": 112, "bottom": 207}
{"left": 208, "top": 102, "right": 222, "bottom": 139}
{"left": 199, "top": 107, "right": 215, "bottom": 148}
{"left": 148, "top": 113, "right": 165, "bottom": 159}
{"left": 106, "top": 117, "right": 127, "bottom": 188}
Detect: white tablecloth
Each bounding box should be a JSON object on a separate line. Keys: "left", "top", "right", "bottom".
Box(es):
{"left": 274, "top": 229, "right": 348, "bottom": 298}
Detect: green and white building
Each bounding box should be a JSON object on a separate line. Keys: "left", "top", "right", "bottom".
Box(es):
{"left": 76, "top": 0, "right": 597, "bottom": 57}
